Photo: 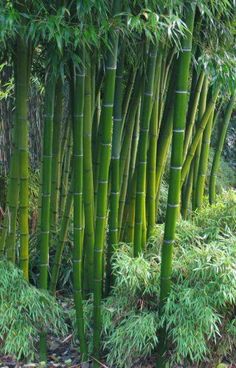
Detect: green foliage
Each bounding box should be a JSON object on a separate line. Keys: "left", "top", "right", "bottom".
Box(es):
{"left": 78, "top": 191, "right": 236, "bottom": 367}
{"left": 157, "top": 179, "right": 168, "bottom": 223}
{"left": 207, "top": 149, "right": 236, "bottom": 192}
{"left": 0, "top": 261, "right": 67, "bottom": 360}
{"left": 193, "top": 190, "right": 236, "bottom": 240}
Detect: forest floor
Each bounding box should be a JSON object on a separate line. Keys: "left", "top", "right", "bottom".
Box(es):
{"left": 0, "top": 334, "right": 235, "bottom": 368}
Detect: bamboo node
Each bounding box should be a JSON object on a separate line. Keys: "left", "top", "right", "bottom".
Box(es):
{"left": 74, "top": 226, "right": 83, "bottom": 231}
{"left": 144, "top": 92, "right": 153, "bottom": 97}
{"left": 96, "top": 215, "right": 106, "bottom": 220}
{"left": 101, "top": 142, "right": 111, "bottom": 147}
{"left": 167, "top": 203, "right": 179, "bottom": 208}
{"left": 164, "top": 239, "right": 174, "bottom": 245}
{"left": 175, "top": 90, "right": 188, "bottom": 94}
{"left": 113, "top": 118, "right": 122, "bottom": 122}
{"left": 182, "top": 48, "right": 191, "bottom": 52}
{"left": 74, "top": 192, "right": 83, "bottom": 196}
{"left": 94, "top": 249, "right": 103, "bottom": 253}
{"left": 173, "top": 129, "right": 185, "bottom": 133}
{"left": 111, "top": 191, "right": 119, "bottom": 195}
{"left": 170, "top": 166, "right": 182, "bottom": 170}
{"left": 106, "top": 66, "right": 117, "bottom": 70}
{"left": 103, "top": 103, "right": 114, "bottom": 108}
{"left": 73, "top": 259, "right": 82, "bottom": 263}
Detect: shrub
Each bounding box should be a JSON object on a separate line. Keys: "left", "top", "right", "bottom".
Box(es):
{"left": 80, "top": 191, "right": 236, "bottom": 367}
{"left": 0, "top": 260, "right": 67, "bottom": 360}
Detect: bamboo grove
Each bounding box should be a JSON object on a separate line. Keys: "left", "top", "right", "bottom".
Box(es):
{"left": 0, "top": 0, "right": 235, "bottom": 367}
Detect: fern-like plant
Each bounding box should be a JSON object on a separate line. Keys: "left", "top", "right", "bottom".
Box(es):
{"left": 0, "top": 261, "right": 67, "bottom": 360}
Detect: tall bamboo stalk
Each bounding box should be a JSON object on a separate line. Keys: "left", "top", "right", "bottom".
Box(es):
{"left": 209, "top": 93, "right": 236, "bottom": 204}
{"left": 50, "top": 177, "right": 73, "bottom": 295}
{"left": 50, "top": 77, "right": 63, "bottom": 232}
{"left": 183, "top": 70, "right": 205, "bottom": 158}
{"left": 181, "top": 84, "right": 220, "bottom": 185}
{"left": 83, "top": 59, "right": 95, "bottom": 295}
{"left": 192, "top": 76, "right": 209, "bottom": 208}
{"left": 106, "top": 47, "right": 125, "bottom": 294}
{"left": 157, "top": 5, "right": 196, "bottom": 366}
{"left": 134, "top": 44, "right": 157, "bottom": 256}
{"left": 39, "top": 72, "right": 56, "bottom": 361}
{"left": 18, "top": 35, "right": 31, "bottom": 280}
{"left": 195, "top": 107, "right": 215, "bottom": 208}
{"left": 71, "top": 59, "right": 88, "bottom": 361}
{"left": 93, "top": 2, "right": 121, "bottom": 364}
{"left": 147, "top": 55, "right": 162, "bottom": 237}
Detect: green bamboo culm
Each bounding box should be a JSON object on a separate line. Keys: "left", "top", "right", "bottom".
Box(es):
{"left": 59, "top": 125, "right": 72, "bottom": 218}
{"left": 192, "top": 76, "right": 209, "bottom": 209}
{"left": 71, "top": 60, "right": 88, "bottom": 362}
{"left": 147, "top": 54, "right": 162, "bottom": 238}
{"left": 183, "top": 70, "right": 205, "bottom": 158}
{"left": 83, "top": 60, "right": 95, "bottom": 295}
{"left": 155, "top": 62, "right": 176, "bottom": 219}
{"left": 157, "top": 4, "right": 196, "bottom": 367}
{"left": 133, "top": 43, "right": 157, "bottom": 256}
{"left": 49, "top": 177, "right": 73, "bottom": 295}
{"left": 195, "top": 104, "right": 215, "bottom": 208}
{"left": 209, "top": 92, "right": 236, "bottom": 204}
{"left": 181, "top": 83, "right": 220, "bottom": 186}
{"left": 106, "top": 47, "right": 125, "bottom": 294}
{"left": 93, "top": 2, "right": 121, "bottom": 365}
{"left": 50, "top": 77, "right": 63, "bottom": 233}
{"left": 17, "top": 35, "right": 31, "bottom": 280}
{"left": 39, "top": 72, "right": 56, "bottom": 361}
{"left": 181, "top": 159, "right": 194, "bottom": 219}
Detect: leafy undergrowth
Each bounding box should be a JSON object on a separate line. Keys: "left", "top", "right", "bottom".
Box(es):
{"left": 0, "top": 261, "right": 67, "bottom": 361}
{"left": 77, "top": 190, "right": 236, "bottom": 368}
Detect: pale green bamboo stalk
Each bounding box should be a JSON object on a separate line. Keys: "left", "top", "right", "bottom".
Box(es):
{"left": 39, "top": 72, "right": 56, "bottom": 361}
{"left": 134, "top": 44, "right": 157, "bottom": 256}
{"left": 195, "top": 107, "right": 215, "bottom": 208}
{"left": 209, "top": 93, "right": 236, "bottom": 203}
{"left": 106, "top": 46, "right": 125, "bottom": 294}
{"left": 18, "top": 35, "right": 31, "bottom": 280}
{"left": 49, "top": 178, "right": 73, "bottom": 295}
{"left": 157, "top": 5, "right": 196, "bottom": 366}
{"left": 147, "top": 55, "right": 162, "bottom": 237}
{"left": 51, "top": 77, "right": 63, "bottom": 232}
{"left": 181, "top": 84, "right": 220, "bottom": 186}
{"left": 83, "top": 60, "right": 95, "bottom": 295}
{"left": 192, "top": 76, "right": 209, "bottom": 209}
{"left": 71, "top": 59, "right": 88, "bottom": 362}
{"left": 93, "top": 2, "right": 121, "bottom": 364}
{"left": 183, "top": 70, "right": 205, "bottom": 158}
